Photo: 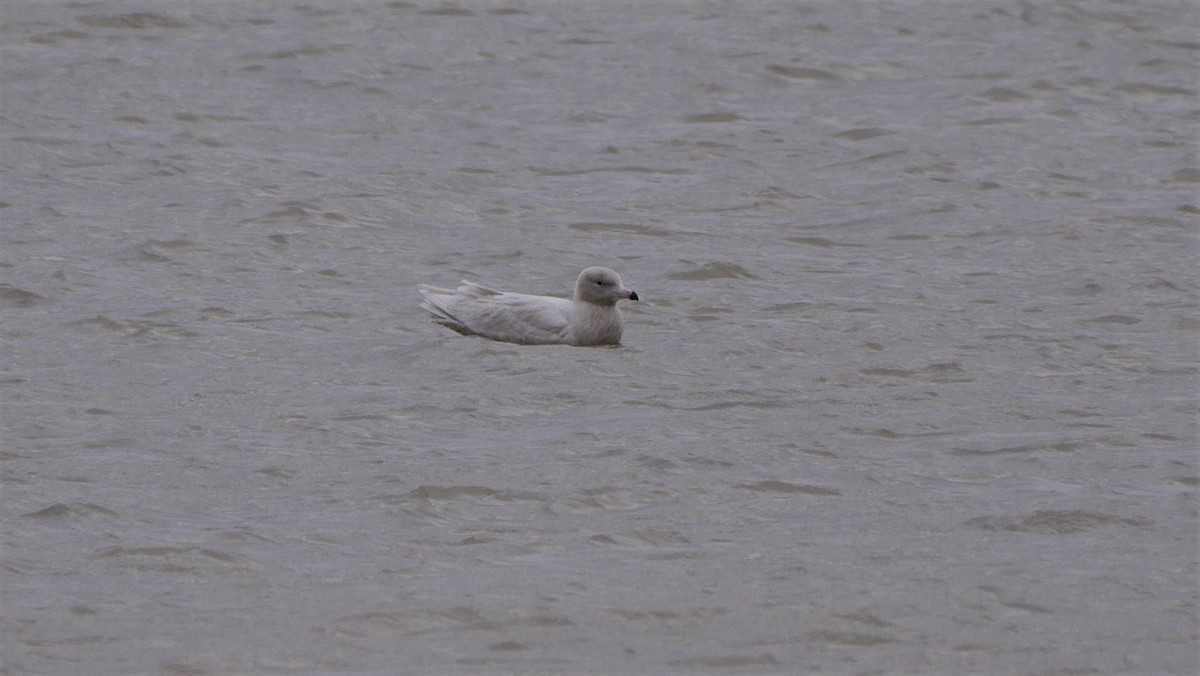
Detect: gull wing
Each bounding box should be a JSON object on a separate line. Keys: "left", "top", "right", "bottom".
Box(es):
{"left": 420, "top": 284, "right": 572, "bottom": 345}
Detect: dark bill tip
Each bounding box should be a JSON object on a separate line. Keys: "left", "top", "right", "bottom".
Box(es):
{"left": 628, "top": 290, "right": 639, "bottom": 301}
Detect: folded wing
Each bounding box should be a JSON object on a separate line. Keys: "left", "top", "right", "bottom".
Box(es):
{"left": 419, "top": 282, "right": 572, "bottom": 345}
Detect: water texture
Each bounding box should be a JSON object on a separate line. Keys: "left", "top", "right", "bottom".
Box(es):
{"left": 2, "top": 1, "right": 1197, "bottom": 673}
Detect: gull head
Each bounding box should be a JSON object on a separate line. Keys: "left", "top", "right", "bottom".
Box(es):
{"left": 575, "top": 267, "right": 638, "bottom": 306}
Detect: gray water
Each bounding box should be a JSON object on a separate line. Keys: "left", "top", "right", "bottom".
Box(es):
{"left": 2, "top": 1, "right": 1197, "bottom": 674}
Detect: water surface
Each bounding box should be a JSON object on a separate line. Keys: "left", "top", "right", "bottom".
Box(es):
{"left": 2, "top": 1, "right": 1197, "bottom": 673}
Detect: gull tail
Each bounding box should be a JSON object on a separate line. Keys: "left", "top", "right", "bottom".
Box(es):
{"left": 418, "top": 281, "right": 501, "bottom": 336}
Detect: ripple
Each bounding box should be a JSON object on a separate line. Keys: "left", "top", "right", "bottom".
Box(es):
{"left": 735, "top": 480, "right": 841, "bottom": 496}
{"left": 680, "top": 112, "right": 741, "bottom": 123}
{"left": 76, "top": 13, "right": 186, "bottom": 29}
{"left": 0, "top": 285, "right": 45, "bottom": 307}
{"left": 765, "top": 64, "right": 838, "bottom": 81}
{"left": 22, "top": 502, "right": 119, "bottom": 519}
{"left": 667, "top": 261, "right": 758, "bottom": 280}
{"left": 965, "top": 510, "right": 1152, "bottom": 534}
{"left": 568, "top": 222, "right": 673, "bottom": 237}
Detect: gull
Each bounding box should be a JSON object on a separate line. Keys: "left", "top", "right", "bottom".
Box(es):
{"left": 419, "top": 266, "right": 638, "bottom": 346}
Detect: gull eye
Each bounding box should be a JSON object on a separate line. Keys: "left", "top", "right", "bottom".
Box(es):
{"left": 596, "top": 279, "right": 603, "bottom": 285}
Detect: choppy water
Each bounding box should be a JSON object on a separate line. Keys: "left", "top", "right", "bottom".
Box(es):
{"left": 3, "top": 1, "right": 1197, "bottom": 674}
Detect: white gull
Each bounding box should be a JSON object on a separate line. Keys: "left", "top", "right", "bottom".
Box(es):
{"left": 419, "top": 266, "right": 638, "bottom": 346}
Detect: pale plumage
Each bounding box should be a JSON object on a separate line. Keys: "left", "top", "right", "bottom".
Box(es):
{"left": 419, "top": 267, "right": 638, "bottom": 346}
